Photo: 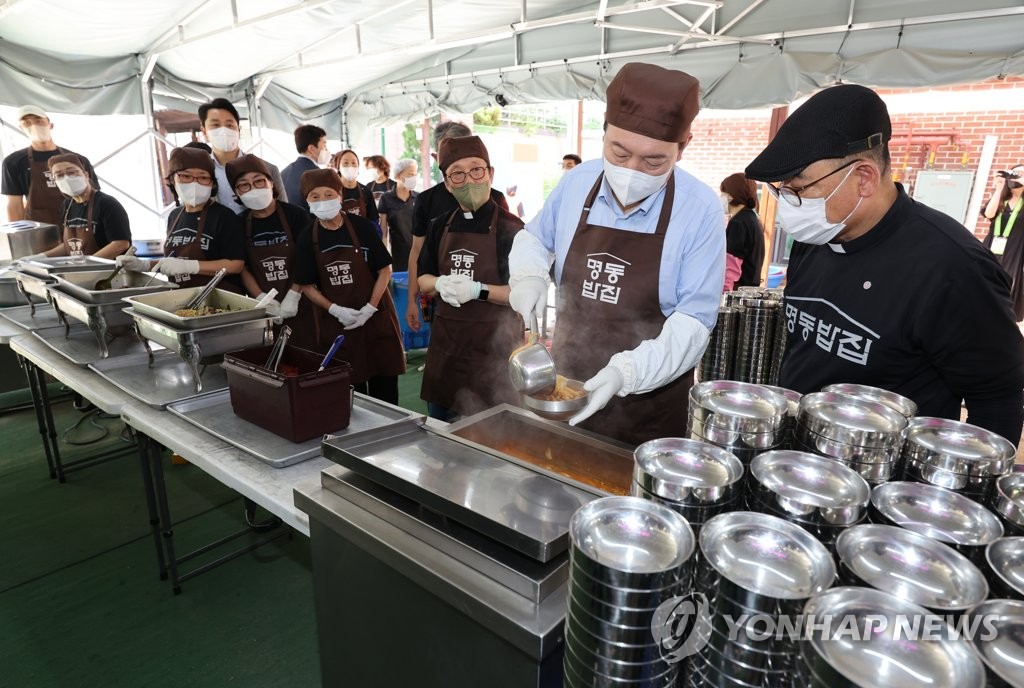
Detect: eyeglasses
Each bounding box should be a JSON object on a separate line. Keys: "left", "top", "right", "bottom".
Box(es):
{"left": 235, "top": 177, "right": 270, "bottom": 194}
{"left": 766, "top": 159, "right": 862, "bottom": 207}
{"left": 446, "top": 166, "right": 489, "bottom": 185}
{"left": 175, "top": 171, "right": 214, "bottom": 186}
{"left": 52, "top": 170, "right": 83, "bottom": 180}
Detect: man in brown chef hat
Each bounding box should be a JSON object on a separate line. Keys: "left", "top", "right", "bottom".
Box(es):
{"left": 508, "top": 63, "right": 725, "bottom": 446}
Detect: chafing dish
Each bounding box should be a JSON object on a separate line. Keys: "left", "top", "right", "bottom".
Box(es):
{"left": 18, "top": 254, "right": 115, "bottom": 278}
{"left": 125, "top": 306, "right": 273, "bottom": 393}
{"left": 0, "top": 262, "right": 32, "bottom": 307}
{"left": 52, "top": 269, "right": 175, "bottom": 303}
{"left": 123, "top": 287, "right": 268, "bottom": 330}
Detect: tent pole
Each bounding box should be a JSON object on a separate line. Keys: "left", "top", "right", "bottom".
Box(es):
{"left": 140, "top": 69, "right": 167, "bottom": 229}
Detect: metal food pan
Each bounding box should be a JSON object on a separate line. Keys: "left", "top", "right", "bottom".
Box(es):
{"left": 48, "top": 286, "right": 135, "bottom": 330}
{"left": 123, "top": 287, "right": 266, "bottom": 329}
{"left": 13, "top": 270, "right": 53, "bottom": 299}
{"left": 19, "top": 255, "right": 115, "bottom": 278}
{"left": 52, "top": 269, "right": 176, "bottom": 304}
{"left": 126, "top": 307, "right": 272, "bottom": 359}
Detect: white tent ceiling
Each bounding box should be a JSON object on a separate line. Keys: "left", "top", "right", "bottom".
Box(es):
{"left": 2, "top": 0, "right": 1024, "bottom": 139}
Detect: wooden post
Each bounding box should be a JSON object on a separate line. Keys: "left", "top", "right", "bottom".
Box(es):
{"left": 758, "top": 105, "right": 789, "bottom": 284}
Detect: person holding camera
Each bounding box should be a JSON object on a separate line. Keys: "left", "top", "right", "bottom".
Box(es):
{"left": 983, "top": 165, "right": 1024, "bottom": 321}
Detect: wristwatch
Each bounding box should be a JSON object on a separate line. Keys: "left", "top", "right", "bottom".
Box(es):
{"left": 477, "top": 285, "right": 490, "bottom": 302}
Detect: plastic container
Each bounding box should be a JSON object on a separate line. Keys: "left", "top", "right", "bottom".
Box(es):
{"left": 392, "top": 271, "right": 431, "bottom": 350}
{"left": 766, "top": 265, "right": 786, "bottom": 289}
{"left": 222, "top": 344, "right": 352, "bottom": 443}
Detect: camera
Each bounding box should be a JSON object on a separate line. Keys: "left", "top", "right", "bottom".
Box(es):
{"left": 998, "top": 170, "right": 1021, "bottom": 179}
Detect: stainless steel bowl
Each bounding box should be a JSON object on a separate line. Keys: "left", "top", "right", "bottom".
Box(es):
{"left": 822, "top": 382, "right": 918, "bottom": 418}
{"left": 871, "top": 482, "right": 1004, "bottom": 548}
{"left": 633, "top": 438, "right": 744, "bottom": 505}
{"left": 698, "top": 511, "right": 836, "bottom": 601}
{"left": 799, "top": 391, "right": 908, "bottom": 448}
{"left": 968, "top": 599, "right": 1024, "bottom": 688}
{"left": 520, "top": 379, "right": 589, "bottom": 421}
{"left": 750, "top": 450, "right": 871, "bottom": 526}
{"left": 993, "top": 474, "right": 1024, "bottom": 532}
{"left": 687, "top": 415, "right": 784, "bottom": 451}
{"left": 688, "top": 380, "right": 789, "bottom": 434}
{"left": 904, "top": 458, "right": 999, "bottom": 495}
{"left": 836, "top": 524, "right": 988, "bottom": 612}
{"left": 763, "top": 384, "right": 801, "bottom": 419}
{"left": 986, "top": 537, "right": 1024, "bottom": 599}
{"left": 794, "top": 422, "right": 901, "bottom": 464}
{"left": 901, "top": 417, "right": 1016, "bottom": 478}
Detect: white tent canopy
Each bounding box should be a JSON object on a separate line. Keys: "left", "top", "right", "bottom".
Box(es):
{"left": 2, "top": 0, "right": 1024, "bottom": 138}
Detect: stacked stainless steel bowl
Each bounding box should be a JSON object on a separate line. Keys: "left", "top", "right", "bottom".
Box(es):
{"left": 970, "top": 599, "right": 1024, "bottom": 687}
{"left": 688, "top": 511, "right": 835, "bottom": 688}
{"left": 734, "top": 298, "right": 782, "bottom": 385}
{"left": 991, "top": 473, "right": 1024, "bottom": 536}
{"left": 821, "top": 383, "right": 917, "bottom": 419}
{"left": 900, "top": 417, "right": 1016, "bottom": 502}
{"left": 836, "top": 524, "right": 989, "bottom": 614}
{"left": 870, "top": 481, "right": 1003, "bottom": 564}
{"left": 762, "top": 385, "right": 800, "bottom": 449}
{"left": 698, "top": 307, "right": 739, "bottom": 382}
{"left": 795, "top": 392, "right": 907, "bottom": 486}
{"left": 748, "top": 450, "right": 870, "bottom": 552}
{"left": 985, "top": 537, "right": 1024, "bottom": 600}
{"left": 631, "top": 438, "right": 744, "bottom": 536}
{"left": 797, "top": 587, "right": 987, "bottom": 688}
{"left": 564, "top": 496, "right": 695, "bottom": 688}
{"left": 687, "top": 381, "right": 789, "bottom": 465}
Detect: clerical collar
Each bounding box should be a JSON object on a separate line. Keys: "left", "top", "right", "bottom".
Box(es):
{"left": 463, "top": 211, "right": 473, "bottom": 219}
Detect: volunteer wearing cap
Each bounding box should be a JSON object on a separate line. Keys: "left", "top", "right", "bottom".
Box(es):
{"left": 377, "top": 158, "right": 418, "bottom": 271}
{"left": 226, "top": 154, "right": 314, "bottom": 341}
{"left": 720, "top": 173, "right": 765, "bottom": 288}
{"left": 24, "top": 154, "right": 131, "bottom": 261}
{"left": 745, "top": 84, "right": 1024, "bottom": 444}
{"left": 118, "top": 147, "right": 244, "bottom": 288}
{"left": 330, "top": 150, "right": 380, "bottom": 226}
{"left": 2, "top": 106, "right": 99, "bottom": 225}
{"left": 508, "top": 63, "right": 725, "bottom": 446}
{"left": 198, "top": 98, "right": 287, "bottom": 214}
{"left": 281, "top": 124, "right": 329, "bottom": 213}
{"left": 294, "top": 168, "right": 405, "bottom": 404}
{"left": 417, "top": 136, "right": 523, "bottom": 420}
{"left": 982, "top": 165, "right": 1024, "bottom": 321}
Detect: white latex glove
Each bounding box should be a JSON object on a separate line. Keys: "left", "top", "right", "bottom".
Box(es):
{"left": 344, "top": 303, "right": 377, "bottom": 330}
{"left": 155, "top": 257, "right": 200, "bottom": 276}
{"left": 508, "top": 275, "right": 548, "bottom": 322}
{"left": 435, "top": 274, "right": 481, "bottom": 308}
{"left": 329, "top": 303, "right": 360, "bottom": 327}
{"left": 257, "top": 293, "right": 282, "bottom": 318}
{"left": 279, "top": 289, "right": 301, "bottom": 319}
{"left": 569, "top": 365, "right": 625, "bottom": 427}
{"left": 115, "top": 254, "right": 151, "bottom": 272}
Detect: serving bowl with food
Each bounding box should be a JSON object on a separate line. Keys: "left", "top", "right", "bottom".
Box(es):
{"left": 521, "top": 374, "right": 589, "bottom": 421}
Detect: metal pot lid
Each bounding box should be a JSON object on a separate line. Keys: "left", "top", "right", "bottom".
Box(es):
{"left": 836, "top": 525, "right": 988, "bottom": 611}
{"left": 970, "top": 599, "right": 1024, "bottom": 687}
{"left": 986, "top": 537, "right": 1024, "bottom": 597}
{"left": 904, "top": 416, "right": 1015, "bottom": 464}
{"left": 871, "top": 482, "right": 1003, "bottom": 546}
{"left": 698, "top": 511, "right": 835, "bottom": 600}
{"left": 803, "top": 587, "right": 987, "bottom": 688}
{"left": 799, "top": 391, "right": 908, "bottom": 435}
{"left": 822, "top": 383, "right": 918, "bottom": 418}
{"left": 570, "top": 496, "right": 695, "bottom": 574}
{"left": 633, "top": 438, "right": 743, "bottom": 491}
{"left": 689, "top": 381, "right": 788, "bottom": 420}
{"left": 751, "top": 450, "right": 871, "bottom": 509}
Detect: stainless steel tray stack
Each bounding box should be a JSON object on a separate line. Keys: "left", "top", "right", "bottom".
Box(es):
{"left": 687, "top": 380, "right": 790, "bottom": 464}
{"left": 13, "top": 256, "right": 115, "bottom": 315}
{"left": 734, "top": 297, "right": 782, "bottom": 385}
{"left": 711, "top": 290, "right": 787, "bottom": 385}
{"left": 698, "top": 306, "right": 738, "bottom": 382}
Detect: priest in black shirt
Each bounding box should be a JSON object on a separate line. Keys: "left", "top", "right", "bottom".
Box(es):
{"left": 746, "top": 84, "right": 1024, "bottom": 444}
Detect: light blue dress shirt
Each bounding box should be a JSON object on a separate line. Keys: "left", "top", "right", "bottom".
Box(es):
{"left": 525, "top": 158, "right": 725, "bottom": 331}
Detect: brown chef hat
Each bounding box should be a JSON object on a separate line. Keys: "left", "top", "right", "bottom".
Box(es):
{"left": 605, "top": 63, "right": 700, "bottom": 143}
{"left": 46, "top": 153, "right": 85, "bottom": 171}
{"left": 438, "top": 135, "right": 490, "bottom": 173}
{"left": 300, "top": 168, "right": 344, "bottom": 198}
{"left": 225, "top": 153, "right": 272, "bottom": 189}
{"left": 167, "top": 146, "right": 215, "bottom": 177}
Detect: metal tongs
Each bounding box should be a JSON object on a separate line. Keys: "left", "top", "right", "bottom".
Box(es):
{"left": 265, "top": 325, "right": 292, "bottom": 372}
{"left": 94, "top": 245, "right": 136, "bottom": 290}
{"left": 183, "top": 267, "right": 227, "bottom": 311}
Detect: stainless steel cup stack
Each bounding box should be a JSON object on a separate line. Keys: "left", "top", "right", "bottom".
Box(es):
{"left": 794, "top": 392, "right": 907, "bottom": 487}
{"left": 734, "top": 297, "right": 782, "bottom": 385}
{"left": 900, "top": 417, "right": 1016, "bottom": 503}
{"left": 796, "top": 587, "right": 987, "bottom": 688}
{"left": 631, "top": 438, "right": 745, "bottom": 537}
{"left": 564, "top": 496, "right": 696, "bottom": 688}
{"left": 748, "top": 450, "right": 870, "bottom": 553}
{"left": 687, "top": 511, "right": 836, "bottom": 688}
{"left": 990, "top": 473, "right": 1024, "bottom": 537}
{"left": 687, "top": 381, "right": 790, "bottom": 466}
{"left": 969, "top": 599, "right": 1024, "bottom": 688}
{"left": 699, "top": 307, "right": 739, "bottom": 382}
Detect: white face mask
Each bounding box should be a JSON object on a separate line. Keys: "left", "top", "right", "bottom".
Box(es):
{"left": 402, "top": 176, "right": 418, "bottom": 191}
{"left": 56, "top": 176, "right": 88, "bottom": 197}
{"left": 239, "top": 187, "right": 274, "bottom": 211}
{"left": 206, "top": 127, "right": 240, "bottom": 152}
{"left": 316, "top": 148, "right": 331, "bottom": 166}
{"left": 775, "top": 166, "right": 862, "bottom": 245}
{"left": 602, "top": 159, "right": 672, "bottom": 207}
{"left": 340, "top": 167, "right": 360, "bottom": 182}
{"left": 27, "top": 124, "right": 52, "bottom": 144}
{"left": 175, "top": 181, "right": 213, "bottom": 207}
{"left": 720, "top": 194, "right": 731, "bottom": 214}
{"left": 309, "top": 198, "right": 341, "bottom": 220}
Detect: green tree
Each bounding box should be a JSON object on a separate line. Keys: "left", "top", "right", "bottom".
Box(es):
{"left": 401, "top": 124, "right": 419, "bottom": 161}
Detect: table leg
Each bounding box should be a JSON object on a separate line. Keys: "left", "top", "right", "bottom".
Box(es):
{"left": 135, "top": 432, "right": 168, "bottom": 581}
{"left": 19, "top": 356, "right": 57, "bottom": 480}
{"left": 148, "top": 439, "right": 183, "bottom": 594}
{"left": 32, "top": 361, "right": 66, "bottom": 483}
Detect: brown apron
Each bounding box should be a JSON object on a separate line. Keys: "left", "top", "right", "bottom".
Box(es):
{"left": 61, "top": 193, "right": 99, "bottom": 256}
{"left": 244, "top": 204, "right": 318, "bottom": 350}
{"left": 312, "top": 216, "right": 405, "bottom": 385}
{"left": 552, "top": 171, "right": 693, "bottom": 447}
{"left": 341, "top": 185, "right": 367, "bottom": 217}
{"left": 165, "top": 204, "right": 214, "bottom": 288}
{"left": 25, "top": 147, "right": 66, "bottom": 225}
{"left": 420, "top": 206, "right": 524, "bottom": 415}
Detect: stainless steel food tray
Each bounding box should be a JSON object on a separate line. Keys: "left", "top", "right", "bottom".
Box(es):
{"left": 321, "top": 414, "right": 602, "bottom": 562}
{"left": 123, "top": 287, "right": 267, "bottom": 330}
{"left": 0, "top": 303, "right": 63, "bottom": 331}
{"left": 33, "top": 323, "right": 151, "bottom": 367}
{"left": 52, "top": 269, "right": 176, "bottom": 304}
{"left": 19, "top": 255, "right": 115, "bottom": 278}
{"left": 88, "top": 349, "right": 227, "bottom": 408}
{"left": 13, "top": 270, "right": 54, "bottom": 308}
{"left": 166, "top": 390, "right": 421, "bottom": 468}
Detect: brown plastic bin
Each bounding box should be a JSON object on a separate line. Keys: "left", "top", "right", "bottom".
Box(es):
{"left": 222, "top": 345, "right": 353, "bottom": 443}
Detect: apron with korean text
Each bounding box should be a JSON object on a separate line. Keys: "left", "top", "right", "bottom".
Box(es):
{"left": 61, "top": 194, "right": 99, "bottom": 256}
{"left": 312, "top": 217, "right": 405, "bottom": 385}
{"left": 341, "top": 185, "right": 367, "bottom": 217}
{"left": 420, "top": 206, "right": 523, "bottom": 414}
{"left": 552, "top": 171, "right": 693, "bottom": 446}
{"left": 25, "top": 147, "right": 66, "bottom": 226}
{"left": 165, "top": 204, "right": 214, "bottom": 288}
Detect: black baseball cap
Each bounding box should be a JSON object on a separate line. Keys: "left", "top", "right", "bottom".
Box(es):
{"left": 745, "top": 84, "right": 892, "bottom": 182}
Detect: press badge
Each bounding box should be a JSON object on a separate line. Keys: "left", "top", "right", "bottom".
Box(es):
{"left": 992, "top": 236, "right": 1008, "bottom": 255}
